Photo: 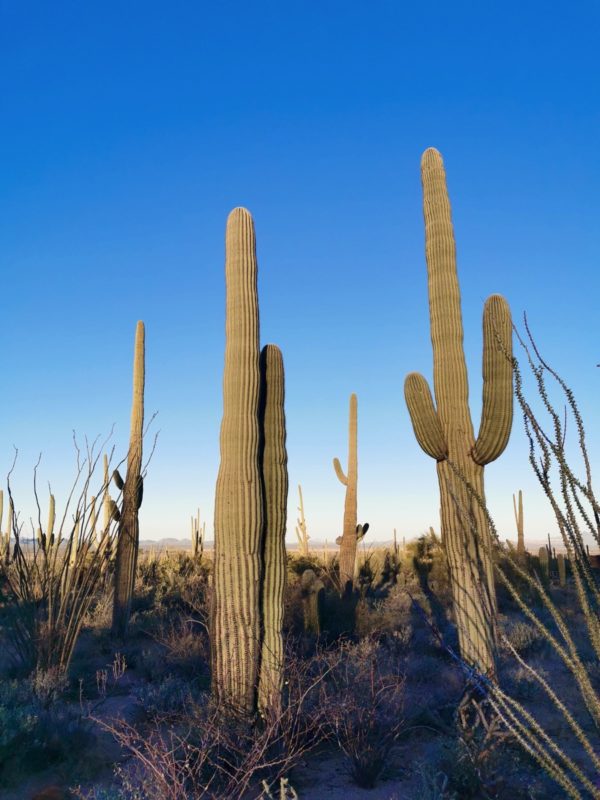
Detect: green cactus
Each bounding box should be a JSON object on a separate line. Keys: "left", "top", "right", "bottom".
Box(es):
{"left": 257, "top": 344, "right": 288, "bottom": 714}
{"left": 333, "top": 393, "right": 361, "bottom": 594}
{"left": 112, "top": 320, "right": 145, "bottom": 638}
{"left": 557, "top": 552, "right": 567, "bottom": 587}
{"left": 295, "top": 484, "right": 310, "bottom": 556}
{"left": 404, "top": 148, "right": 513, "bottom": 676}
{"left": 212, "top": 208, "right": 265, "bottom": 716}
{"left": 513, "top": 489, "right": 526, "bottom": 562}
{"left": 301, "top": 568, "right": 324, "bottom": 635}
{"left": 538, "top": 546, "right": 550, "bottom": 580}
{"left": 211, "top": 209, "right": 289, "bottom": 718}
{"left": 191, "top": 508, "right": 204, "bottom": 561}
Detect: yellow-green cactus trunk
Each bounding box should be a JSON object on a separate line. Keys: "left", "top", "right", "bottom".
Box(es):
{"left": 257, "top": 344, "right": 288, "bottom": 715}
{"left": 212, "top": 208, "right": 263, "bottom": 716}
{"left": 334, "top": 393, "right": 358, "bottom": 594}
{"left": 112, "top": 320, "right": 145, "bottom": 638}
{"left": 404, "top": 149, "right": 513, "bottom": 676}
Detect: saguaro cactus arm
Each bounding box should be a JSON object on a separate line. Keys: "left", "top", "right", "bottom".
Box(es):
{"left": 472, "top": 294, "right": 513, "bottom": 465}
{"left": 404, "top": 372, "right": 448, "bottom": 460}
{"left": 333, "top": 458, "right": 348, "bottom": 485}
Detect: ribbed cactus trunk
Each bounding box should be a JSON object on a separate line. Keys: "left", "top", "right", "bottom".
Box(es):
{"left": 112, "top": 320, "right": 145, "bottom": 638}
{"left": 334, "top": 393, "right": 358, "bottom": 594}
{"left": 257, "top": 344, "right": 288, "bottom": 714}
{"left": 212, "top": 208, "right": 263, "bottom": 716}
{"left": 404, "top": 149, "right": 513, "bottom": 676}
{"left": 513, "top": 490, "right": 525, "bottom": 560}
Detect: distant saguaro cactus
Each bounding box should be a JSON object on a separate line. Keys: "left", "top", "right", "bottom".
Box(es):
{"left": 257, "top": 344, "right": 288, "bottom": 714}
{"left": 191, "top": 508, "right": 204, "bottom": 562}
{"left": 212, "top": 208, "right": 264, "bottom": 716}
{"left": 404, "top": 148, "right": 513, "bottom": 676}
{"left": 301, "top": 568, "right": 324, "bottom": 635}
{"left": 295, "top": 484, "right": 310, "bottom": 556}
{"left": 112, "top": 321, "right": 145, "bottom": 638}
{"left": 513, "top": 489, "right": 526, "bottom": 561}
{"left": 538, "top": 545, "right": 550, "bottom": 580}
{"left": 334, "top": 393, "right": 366, "bottom": 593}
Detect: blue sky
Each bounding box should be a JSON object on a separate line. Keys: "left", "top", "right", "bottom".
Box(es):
{"left": 1, "top": 2, "right": 599, "bottom": 546}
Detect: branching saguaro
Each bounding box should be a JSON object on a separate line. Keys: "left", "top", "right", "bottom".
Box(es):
{"left": 112, "top": 320, "right": 145, "bottom": 638}
{"left": 333, "top": 393, "right": 359, "bottom": 593}
{"left": 404, "top": 148, "right": 513, "bottom": 676}
{"left": 258, "top": 343, "right": 288, "bottom": 714}
{"left": 212, "top": 208, "right": 264, "bottom": 716}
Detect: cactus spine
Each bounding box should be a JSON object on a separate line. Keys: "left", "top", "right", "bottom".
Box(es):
{"left": 112, "top": 321, "right": 145, "bottom": 638}
{"left": 404, "top": 148, "right": 513, "bottom": 676}
{"left": 295, "top": 484, "right": 310, "bottom": 556}
{"left": 257, "top": 344, "right": 288, "bottom": 714}
{"left": 513, "top": 489, "right": 525, "bottom": 561}
{"left": 212, "top": 208, "right": 264, "bottom": 715}
{"left": 333, "top": 393, "right": 359, "bottom": 593}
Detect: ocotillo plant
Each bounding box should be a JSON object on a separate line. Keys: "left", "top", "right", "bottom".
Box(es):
{"left": 404, "top": 148, "right": 513, "bottom": 676}
{"left": 112, "top": 320, "right": 145, "bottom": 638}
{"left": 295, "top": 484, "right": 310, "bottom": 556}
{"left": 257, "top": 344, "right": 288, "bottom": 714}
{"left": 212, "top": 208, "right": 264, "bottom": 716}
{"left": 513, "top": 489, "right": 526, "bottom": 561}
{"left": 333, "top": 392, "right": 362, "bottom": 594}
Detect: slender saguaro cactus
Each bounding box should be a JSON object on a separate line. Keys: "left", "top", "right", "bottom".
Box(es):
{"left": 112, "top": 321, "right": 145, "bottom": 638}
{"left": 257, "top": 344, "right": 288, "bottom": 714}
{"left": 295, "top": 485, "right": 310, "bottom": 556}
{"left": 513, "top": 489, "right": 526, "bottom": 560}
{"left": 557, "top": 553, "right": 567, "bottom": 587}
{"left": 301, "top": 568, "right": 324, "bottom": 635}
{"left": 404, "top": 148, "right": 513, "bottom": 675}
{"left": 191, "top": 508, "right": 204, "bottom": 561}
{"left": 333, "top": 393, "right": 359, "bottom": 593}
{"left": 212, "top": 208, "right": 264, "bottom": 715}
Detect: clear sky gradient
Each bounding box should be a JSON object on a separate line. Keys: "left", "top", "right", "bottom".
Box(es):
{"left": 2, "top": 2, "right": 599, "bottom": 546}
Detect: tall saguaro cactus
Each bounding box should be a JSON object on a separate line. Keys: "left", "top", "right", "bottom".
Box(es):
{"left": 212, "top": 208, "right": 264, "bottom": 715}
{"left": 257, "top": 344, "right": 288, "bottom": 714}
{"left": 112, "top": 320, "right": 145, "bottom": 638}
{"left": 333, "top": 393, "right": 359, "bottom": 593}
{"left": 404, "top": 148, "right": 513, "bottom": 675}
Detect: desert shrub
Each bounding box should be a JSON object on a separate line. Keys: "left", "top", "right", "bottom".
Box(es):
{"left": 92, "top": 644, "right": 333, "bottom": 799}
{"left": 321, "top": 638, "right": 405, "bottom": 788}
{"left": 136, "top": 674, "right": 201, "bottom": 718}
{"left": 286, "top": 552, "right": 323, "bottom": 577}
{"left": 0, "top": 668, "right": 94, "bottom": 785}
{"left": 502, "top": 621, "right": 546, "bottom": 656}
